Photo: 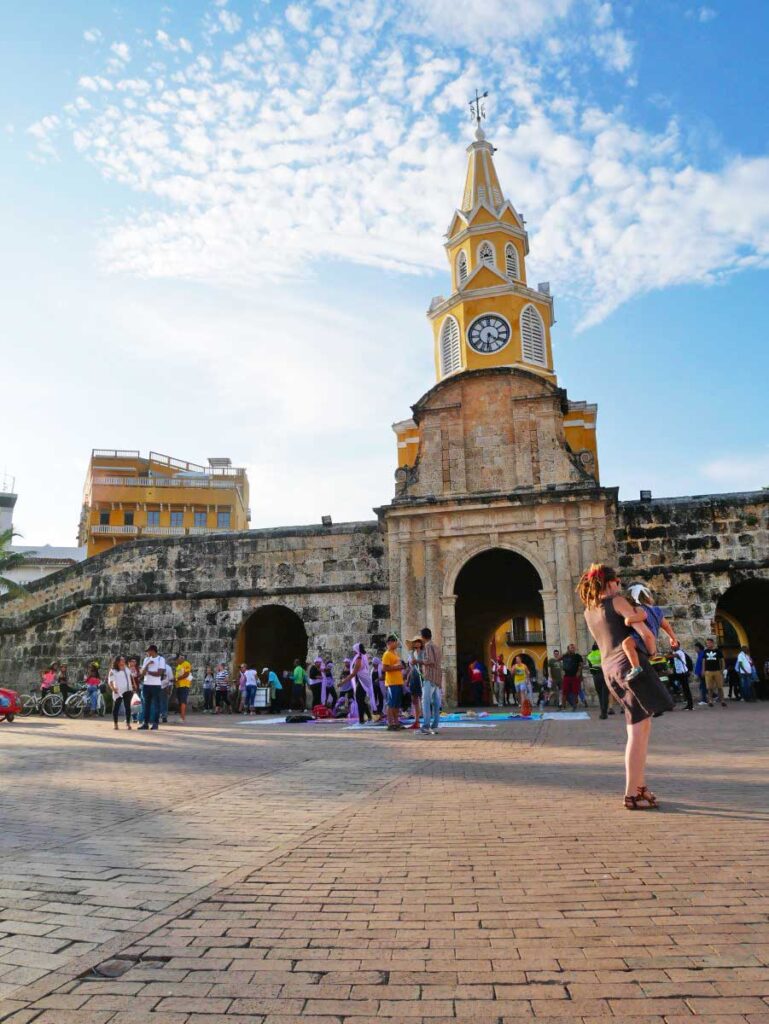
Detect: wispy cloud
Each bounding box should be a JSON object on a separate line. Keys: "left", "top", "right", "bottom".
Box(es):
{"left": 28, "top": 0, "right": 769, "bottom": 328}
{"left": 703, "top": 454, "right": 769, "bottom": 489}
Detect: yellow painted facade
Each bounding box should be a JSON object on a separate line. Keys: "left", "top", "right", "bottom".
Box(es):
{"left": 493, "top": 620, "right": 547, "bottom": 674}
{"left": 78, "top": 450, "right": 250, "bottom": 558}
{"left": 394, "top": 124, "right": 600, "bottom": 484}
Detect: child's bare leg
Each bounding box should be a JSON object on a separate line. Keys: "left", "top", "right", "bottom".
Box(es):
{"left": 636, "top": 623, "right": 657, "bottom": 657}
{"left": 622, "top": 637, "right": 640, "bottom": 669}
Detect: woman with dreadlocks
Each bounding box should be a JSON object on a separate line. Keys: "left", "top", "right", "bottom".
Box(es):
{"left": 578, "top": 563, "right": 673, "bottom": 810}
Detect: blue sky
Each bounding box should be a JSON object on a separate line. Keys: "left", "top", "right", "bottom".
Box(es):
{"left": 2, "top": 0, "right": 769, "bottom": 545}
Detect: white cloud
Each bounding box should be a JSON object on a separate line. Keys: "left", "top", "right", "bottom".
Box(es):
{"left": 110, "top": 41, "right": 131, "bottom": 63}
{"left": 218, "top": 8, "right": 242, "bottom": 33}
{"left": 28, "top": 0, "right": 769, "bottom": 328}
{"left": 83, "top": 28, "right": 102, "bottom": 44}
{"left": 703, "top": 455, "right": 769, "bottom": 489}
{"left": 285, "top": 5, "right": 312, "bottom": 32}
{"left": 698, "top": 6, "right": 717, "bottom": 22}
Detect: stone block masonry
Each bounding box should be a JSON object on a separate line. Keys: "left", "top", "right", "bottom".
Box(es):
{"left": 0, "top": 522, "right": 390, "bottom": 690}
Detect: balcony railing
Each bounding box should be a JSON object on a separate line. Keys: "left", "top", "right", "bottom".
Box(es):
{"left": 93, "top": 476, "right": 242, "bottom": 489}
{"left": 142, "top": 525, "right": 186, "bottom": 536}
{"left": 91, "top": 524, "right": 140, "bottom": 536}
{"left": 506, "top": 630, "right": 546, "bottom": 645}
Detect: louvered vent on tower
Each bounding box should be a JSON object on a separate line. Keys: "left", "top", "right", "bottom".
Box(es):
{"left": 478, "top": 241, "right": 495, "bottom": 268}
{"left": 520, "top": 305, "right": 546, "bottom": 366}
{"left": 440, "top": 316, "right": 461, "bottom": 377}
{"left": 505, "top": 243, "right": 520, "bottom": 281}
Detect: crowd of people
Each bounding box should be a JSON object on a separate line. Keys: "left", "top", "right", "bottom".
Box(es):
{"left": 33, "top": 628, "right": 446, "bottom": 734}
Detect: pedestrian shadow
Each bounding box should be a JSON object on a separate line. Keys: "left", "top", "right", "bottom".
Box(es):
{"left": 660, "top": 802, "right": 769, "bottom": 822}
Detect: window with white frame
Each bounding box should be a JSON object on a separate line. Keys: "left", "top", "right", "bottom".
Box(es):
{"left": 478, "top": 241, "right": 495, "bottom": 268}
{"left": 456, "top": 251, "right": 468, "bottom": 287}
{"left": 505, "top": 243, "right": 520, "bottom": 281}
{"left": 440, "top": 316, "right": 461, "bottom": 377}
{"left": 520, "top": 305, "right": 546, "bottom": 366}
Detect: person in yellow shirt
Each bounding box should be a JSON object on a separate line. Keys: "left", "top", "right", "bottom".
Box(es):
{"left": 381, "top": 634, "right": 406, "bottom": 731}
{"left": 174, "top": 654, "right": 193, "bottom": 724}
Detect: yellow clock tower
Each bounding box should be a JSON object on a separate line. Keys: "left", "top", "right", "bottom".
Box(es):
{"left": 428, "top": 124, "right": 555, "bottom": 382}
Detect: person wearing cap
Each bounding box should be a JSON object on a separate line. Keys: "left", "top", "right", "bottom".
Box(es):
{"left": 174, "top": 653, "right": 193, "bottom": 723}
{"left": 139, "top": 644, "right": 166, "bottom": 730}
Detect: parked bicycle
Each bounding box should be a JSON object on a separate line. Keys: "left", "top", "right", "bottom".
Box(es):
{"left": 20, "top": 687, "right": 64, "bottom": 718}
{"left": 64, "top": 684, "right": 106, "bottom": 719}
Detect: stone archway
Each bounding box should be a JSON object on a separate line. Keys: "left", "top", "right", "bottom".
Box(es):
{"left": 452, "top": 547, "right": 545, "bottom": 706}
{"left": 235, "top": 605, "right": 308, "bottom": 703}
{"left": 716, "top": 579, "right": 769, "bottom": 694}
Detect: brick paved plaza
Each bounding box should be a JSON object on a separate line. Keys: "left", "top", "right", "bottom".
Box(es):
{"left": 1, "top": 706, "right": 767, "bottom": 1024}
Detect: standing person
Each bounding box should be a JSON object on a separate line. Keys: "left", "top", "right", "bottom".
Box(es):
{"left": 703, "top": 638, "right": 726, "bottom": 708}
{"left": 561, "top": 644, "right": 583, "bottom": 711}
{"left": 512, "top": 655, "right": 531, "bottom": 705}
{"left": 671, "top": 647, "right": 694, "bottom": 710}
{"left": 735, "top": 646, "right": 756, "bottom": 702}
{"left": 161, "top": 661, "right": 174, "bottom": 723}
{"left": 321, "top": 660, "right": 337, "bottom": 709}
{"left": 492, "top": 655, "right": 506, "bottom": 707}
{"left": 587, "top": 643, "right": 610, "bottom": 719}
{"left": 693, "top": 641, "right": 708, "bottom": 705}
{"left": 84, "top": 662, "right": 102, "bottom": 713}
{"left": 108, "top": 655, "right": 133, "bottom": 730}
{"left": 405, "top": 636, "right": 424, "bottom": 731}
{"left": 371, "top": 657, "right": 386, "bottom": 715}
{"left": 236, "top": 664, "right": 247, "bottom": 713}
{"left": 547, "top": 649, "right": 564, "bottom": 708}
{"left": 57, "top": 663, "right": 70, "bottom": 704}
{"left": 243, "top": 664, "right": 259, "bottom": 714}
{"left": 202, "top": 664, "right": 215, "bottom": 713}
{"left": 350, "top": 643, "right": 375, "bottom": 724}
{"left": 262, "top": 666, "right": 282, "bottom": 712}
{"left": 578, "top": 563, "right": 673, "bottom": 810}
{"left": 381, "top": 634, "right": 405, "bottom": 730}
{"left": 420, "top": 627, "right": 443, "bottom": 735}
{"left": 469, "top": 660, "right": 484, "bottom": 706}
{"left": 214, "top": 663, "right": 230, "bottom": 713}
{"left": 291, "top": 659, "right": 308, "bottom": 710}
{"left": 139, "top": 645, "right": 166, "bottom": 731}
{"left": 174, "top": 653, "right": 193, "bottom": 723}
{"left": 308, "top": 659, "right": 323, "bottom": 707}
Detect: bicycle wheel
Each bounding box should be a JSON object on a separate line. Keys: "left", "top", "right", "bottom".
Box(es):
{"left": 64, "top": 695, "right": 85, "bottom": 719}
{"left": 20, "top": 694, "right": 36, "bottom": 717}
{"left": 42, "top": 693, "right": 64, "bottom": 717}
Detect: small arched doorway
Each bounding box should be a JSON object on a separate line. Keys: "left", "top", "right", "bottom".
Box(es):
{"left": 235, "top": 606, "right": 308, "bottom": 697}
{"left": 454, "top": 548, "right": 544, "bottom": 705}
{"left": 715, "top": 579, "right": 769, "bottom": 695}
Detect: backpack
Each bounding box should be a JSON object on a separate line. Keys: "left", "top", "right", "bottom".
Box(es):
{"left": 685, "top": 652, "right": 693, "bottom": 672}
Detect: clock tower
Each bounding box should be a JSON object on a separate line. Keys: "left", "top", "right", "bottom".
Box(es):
{"left": 428, "top": 124, "right": 556, "bottom": 382}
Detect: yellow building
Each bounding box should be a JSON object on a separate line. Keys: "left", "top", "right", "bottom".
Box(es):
{"left": 78, "top": 450, "right": 250, "bottom": 558}
{"left": 394, "top": 123, "right": 600, "bottom": 485}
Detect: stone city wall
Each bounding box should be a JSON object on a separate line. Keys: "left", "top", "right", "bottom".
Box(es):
{"left": 0, "top": 522, "right": 389, "bottom": 689}
{"left": 616, "top": 490, "right": 769, "bottom": 645}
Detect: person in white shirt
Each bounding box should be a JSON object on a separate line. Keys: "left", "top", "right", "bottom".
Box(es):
{"left": 735, "top": 647, "right": 756, "bottom": 702}
{"left": 108, "top": 655, "right": 134, "bottom": 730}
{"left": 671, "top": 648, "right": 693, "bottom": 711}
{"left": 138, "top": 644, "right": 166, "bottom": 730}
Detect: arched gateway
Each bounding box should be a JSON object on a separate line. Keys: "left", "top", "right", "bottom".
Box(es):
{"left": 235, "top": 605, "right": 308, "bottom": 679}
{"left": 453, "top": 548, "right": 545, "bottom": 705}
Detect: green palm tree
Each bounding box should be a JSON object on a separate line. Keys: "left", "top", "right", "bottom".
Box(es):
{"left": 0, "top": 528, "right": 29, "bottom": 595}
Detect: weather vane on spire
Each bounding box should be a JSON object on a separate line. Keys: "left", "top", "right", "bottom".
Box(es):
{"left": 469, "top": 89, "right": 488, "bottom": 130}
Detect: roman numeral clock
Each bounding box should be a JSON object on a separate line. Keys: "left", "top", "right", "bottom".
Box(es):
{"left": 467, "top": 314, "right": 511, "bottom": 355}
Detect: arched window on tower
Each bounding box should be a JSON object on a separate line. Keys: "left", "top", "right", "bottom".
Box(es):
{"left": 478, "top": 241, "right": 495, "bottom": 269}
{"left": 440, "top": 316, "right": 462, "bottom": 377}
{"left": 505, "top": 243, "right": 520, "bottom": 282}
{"left": 456, "top": 251, "right": 468, "bottom": 288}
{"left": 520, "top": 305, "right": 546, "bottom": 366}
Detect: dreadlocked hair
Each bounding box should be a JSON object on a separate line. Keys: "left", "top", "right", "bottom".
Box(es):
{"left": 576, "top": 563, "right": 618, "bottom": 609}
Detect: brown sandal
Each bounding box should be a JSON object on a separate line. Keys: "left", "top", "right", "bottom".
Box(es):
{"left": 636, "top": 785, "right": 659, "bottom": 808}
{"left": 624, "top": 794, "right": 645, "bottom": 810}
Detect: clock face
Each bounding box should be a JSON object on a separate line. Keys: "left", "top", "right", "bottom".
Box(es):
{"left": 467, "top": 313, "right": 511, "bottom": 354}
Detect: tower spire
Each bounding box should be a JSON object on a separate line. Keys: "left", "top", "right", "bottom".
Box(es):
{"left": 460, "top": 94, "right": 504, "bottom": 213}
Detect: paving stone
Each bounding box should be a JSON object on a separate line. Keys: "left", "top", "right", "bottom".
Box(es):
{"left": 0, "top": 708, "right": 767, "bottom": 1024}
